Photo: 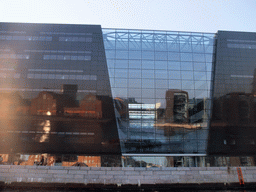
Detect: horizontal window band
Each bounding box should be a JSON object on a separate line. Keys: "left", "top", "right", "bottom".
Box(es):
{"left": 0, "top": 88, "right": 96, "bottom": 93}
{"left": 27, "top": 74, "right": 97, "bottom": 80}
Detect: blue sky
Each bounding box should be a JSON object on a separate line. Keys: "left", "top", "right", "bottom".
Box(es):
{"left": 0, "top": 0, "right": 255, "bottom": 33}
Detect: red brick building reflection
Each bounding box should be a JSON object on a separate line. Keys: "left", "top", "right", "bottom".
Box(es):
{"left": 165, "top": 89, "right": 189, "bottom": 123}
{"left": 212, "top": 92, "right": 256, "bottom": 125}
{"left": 65, "top": 94, "right": 102, "bottom": 118}
{"left": 0, "top": 85, "right": 113, "bottom": 119}
{"left": 30, "top": 92, "right": 103, "bottom": 119}
{"left": 0, "top": 154, "right": 101, "bottom": 167}
{"left": 30, "top": 91, "right": 77, "bottom": 116}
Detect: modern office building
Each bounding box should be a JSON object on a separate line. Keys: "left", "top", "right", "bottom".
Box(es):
{"left": 0, "top": 23, "right": 255, "bottom": 167}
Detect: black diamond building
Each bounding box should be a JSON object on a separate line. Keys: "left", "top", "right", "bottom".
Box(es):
{"left": 0, "top": 22, "right": 255, "bottom": 167}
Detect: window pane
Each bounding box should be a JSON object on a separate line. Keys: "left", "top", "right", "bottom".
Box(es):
{"left": 169, "top": 80, "right": 182, "bottom": 89}
{"left": 129, "top": 69, "right": 141, "bottom": 78}
{"left": 129, "top": 79, "right": 141, "bottom": 88}
{"left": 181, "top": 62, "right": 193, "bottom": 71}
{"left": 142, "top": 70, "right": 154, "bottom": 78}
{"left": 155, "top": 51, "right": 167, "bottom": 60}
{"left": 115, "top": 69, "right": 128, "bottom": 78}
{"left": 142, "top": 60, "right": 154, "bottom": 69}
{"left": 129, "top": 60, "right": 141, "bottom": 69}
{"left": 168, "top": 52, "right": 180, "bottom": 61}
{"left": 155, "top": 80, "right": 168, "bottom": 89}
{"left": 181, "top": 71, "right": 193, "bottom": 80}
{"left": 115, "top": 78, "right": 128, "bottom": 88}
{"left": 194, "top": 62, "right": 206, "bottom": 71}
{"left": 155, "top": 61, "right": 167, "bottom": 70}
{"left": 116, "top": 50, "right": 128, "bottom": 59}
{"left": 142, "top": 89, "right": 155, "bottom": 98}
{"left": 116, "top": 60, "right": 128, "bottom": 68}
{"left": 194, "top": 71, "right": 207, "bottom": 81}
{"left": 169, "top": 70, "right": 181, "bottom": 79}
{"left": 182, "top": 80, "right": 194, "bottom": 89}
{"left": 142, "top": 51, "right": 154, "bottom": 60}
{"left": 193, "top": 53, "right": 205, "bottom": 62}
{"left": 129, "top": 51, "right": 141, "bottom": 59}
{"left": 155, "top": 70, "right": 168, "bottom": 79}
{"left": 142, "top": 79, "right": 154, "bottom": 88}
{"left": 180, "top": 53, "right": 193, "bottom": 61}
{"left": 168, "top": 61, "right": 180, "bottom": 70}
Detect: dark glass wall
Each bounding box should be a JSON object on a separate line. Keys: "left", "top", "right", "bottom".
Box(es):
{"left": 0, "top": 23, "right": 120, "bottom": 155}
{"left": 208, "top": 31, "right": 256, "bottom": 156}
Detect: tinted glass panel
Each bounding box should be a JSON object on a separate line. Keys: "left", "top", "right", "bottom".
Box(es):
{"left": 208, "top": 31, "right": 256, "bottom": 156}
{"left": 0, "top": 23, "right": 121, "bottom": 157}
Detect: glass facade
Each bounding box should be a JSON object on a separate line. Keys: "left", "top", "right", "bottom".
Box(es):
{"left": 0, "top": 23, "right": 121, "bottom": 165}
{"left": 102, "top": 29, "right": 215, "bottom": 158}
{"left": 0, "top": 23, "right": 255, "bottom": 167}
{"left": 208, "top": 31, "right": 256, "bottom": 157}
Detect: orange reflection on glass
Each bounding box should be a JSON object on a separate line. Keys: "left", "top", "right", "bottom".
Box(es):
{"left": 62, "top": 156, "right": 101, "bottom": 167}
{"left": 40, "top": 120, "right": 51, "bottom": 143}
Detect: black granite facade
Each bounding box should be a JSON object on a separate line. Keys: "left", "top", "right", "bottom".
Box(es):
{"left": 208, "top": 31, "right": 256, "bottom": 156}
{"left": 0, "top": 23, "right": 121, "bottom": 155}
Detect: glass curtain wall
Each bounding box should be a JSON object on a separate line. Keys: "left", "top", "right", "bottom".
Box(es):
{"left": 208, "top": 31, "right": 256, "bottom": 157}
{"left": 0, "top": 23, "right": 121, "bottom": 166}
{"left": 102, "top": 29, "right": 215, "bottom": 165}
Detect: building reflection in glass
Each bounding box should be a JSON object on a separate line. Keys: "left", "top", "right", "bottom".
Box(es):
{"left": 0, "top": 154, "right": 102, "bottom": 167}
{"left": 209, "top": 91, "right": 256, "bottom": 155}
{"left": 5, "top": 23, "right": 256, "bottom": 167}
{"left": 102, "top": 29, "right": 214, "bottom": 156}
{"left": 0, "top": 84, "right": 121, "bottom": 157}
{"left": 113, "top": 88, "right": 209, "bottom": 154}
